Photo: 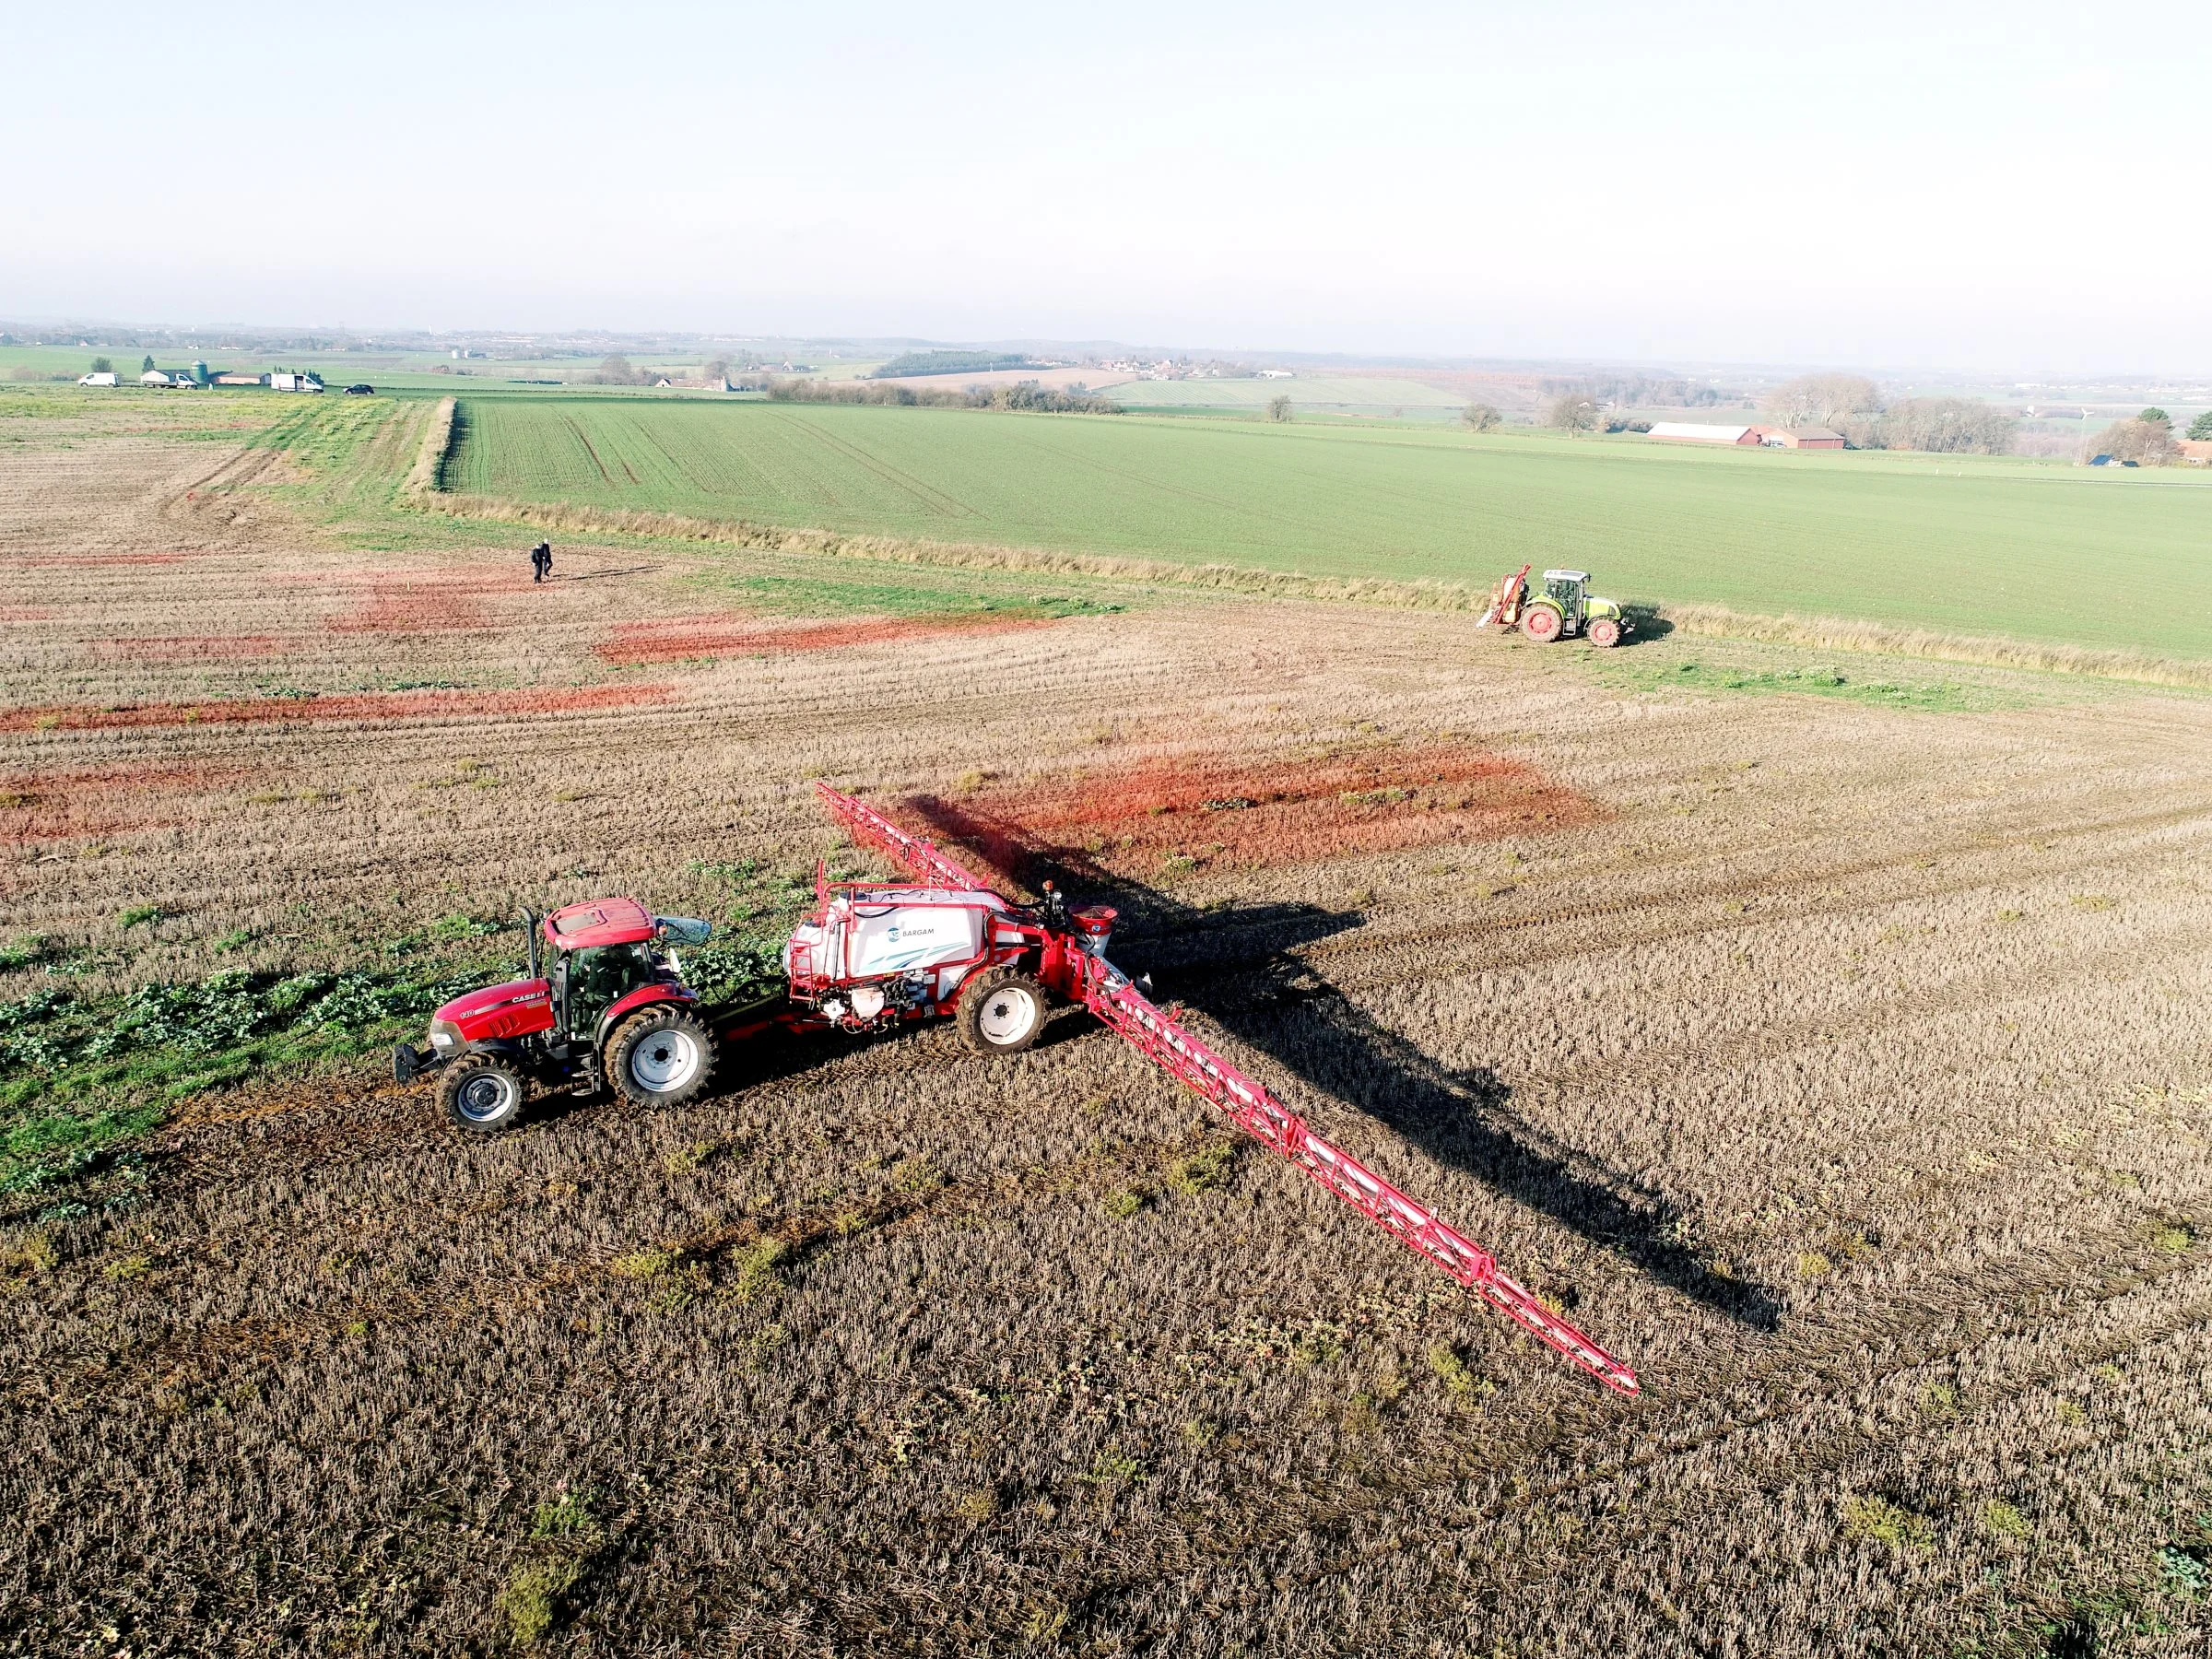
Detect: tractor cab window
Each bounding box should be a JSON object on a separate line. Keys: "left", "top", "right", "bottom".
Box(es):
{"left": 560, "top": 944, "right": 659, "bottom": 1030}
{"left": 1545, "top": 575, "right": 1583, "bottom": 608}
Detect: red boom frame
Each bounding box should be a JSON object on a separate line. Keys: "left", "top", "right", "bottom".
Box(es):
{"left": 814, "top": 782, "right": 1641, "bottom": 1396}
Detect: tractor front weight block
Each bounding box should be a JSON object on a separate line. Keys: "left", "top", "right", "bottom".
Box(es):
{"left": 392, "top": 1042, "right": 440, "bottom": 1085}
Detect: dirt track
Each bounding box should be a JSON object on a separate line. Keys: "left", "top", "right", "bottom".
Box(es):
{"left": 4, "top": 408, "right": 2212, "bottom": 1654}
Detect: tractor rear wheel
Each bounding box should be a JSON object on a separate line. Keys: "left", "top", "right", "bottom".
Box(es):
{"left": 1587, "top": 616, "right": 1621, "bottom": 649}
{"left": 959, "top": 968, "right": 1046, "bottom": 1053}
{"left": 606, "top": 1006, "right": 715, "bottom": 1109}
{"left": 1520, "top": 605, "right": 1563, "bottom": 643}
{"left": 440, "top": 1053, "right": 528, "bottom": 1134}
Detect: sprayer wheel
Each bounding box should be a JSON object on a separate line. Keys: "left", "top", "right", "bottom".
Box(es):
{"left": 958, "top": 968, "right": 1046, "bottom": 1053}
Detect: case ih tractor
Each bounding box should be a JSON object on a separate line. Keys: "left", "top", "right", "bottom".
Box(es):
{"left": 392, "top": 783, "right": 1641, "bottom": 1396}
{"left": 1478, "top": 564, "right": 1628, "bottom": 646}
{"left": 394, "top": 845, "right": 1121, "bottom": 1135}
{"left": 394, "top": 900, "right": 720, "bottom": 1131}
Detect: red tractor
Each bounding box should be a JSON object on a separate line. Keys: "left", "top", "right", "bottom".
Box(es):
{"left": 396, "top": 859, "right": 1120, "bottom": 1134}
{"left": 394, "top": 899, "right": 720, "bottom": 1132}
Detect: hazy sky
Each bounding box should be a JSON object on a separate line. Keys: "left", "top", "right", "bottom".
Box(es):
{"left": 8, "top": 2, "right": 2208, "bottom": 371}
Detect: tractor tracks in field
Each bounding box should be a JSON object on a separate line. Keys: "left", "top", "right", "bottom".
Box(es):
{"left": 1039, "top": 1232, "right": 2212, "bottom": 1648}
{"left": 6, "top": 1076, "right": 1217, "bottom": 1415}
{"left": 1134, "top": 788, "right": 2212, "bottom": 992}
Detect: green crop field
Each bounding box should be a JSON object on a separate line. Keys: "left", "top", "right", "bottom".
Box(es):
{"left": 445, "top": 395, "right": 2212, "bottom": 659}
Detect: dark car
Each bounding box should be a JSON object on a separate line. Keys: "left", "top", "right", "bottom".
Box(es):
{"left": 343, "top": 382, "right": 375, "bottom": 395}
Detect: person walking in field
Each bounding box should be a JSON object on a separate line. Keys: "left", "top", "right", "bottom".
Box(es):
{"left": 530, "top": 541, "right": 553, "bottom": 582}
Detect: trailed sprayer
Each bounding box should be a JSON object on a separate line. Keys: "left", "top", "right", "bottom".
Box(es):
{"left": 395, "top": 782, "right": 1641, "bottom": 1395}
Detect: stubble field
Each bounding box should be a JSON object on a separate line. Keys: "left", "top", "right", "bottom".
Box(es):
{"left": 4, "top": 390, "right": 2212, "bottom": 1656}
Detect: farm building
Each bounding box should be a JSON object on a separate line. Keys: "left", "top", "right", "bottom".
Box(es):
{"left": 2178, "top": 439, "right": 2212, "bottom": 465}
{"left": 212, "top": 372, "right": 266, "bottom": 386}
{"left": 1646, "top": 421, "right": 1761, "bottom": 445}
{"left": 1760, "top": 426, "right": 1845, "bottom": 449}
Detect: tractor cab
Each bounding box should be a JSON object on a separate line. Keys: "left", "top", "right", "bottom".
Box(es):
{"left": 1542, "top": 570, "right": 1592, "bottom": 624}
{"left": 394, "top": 898, "right": 717, "bottom": 1133}
{"left": 539, "top": 899, "right": 708, "bottom": 1040}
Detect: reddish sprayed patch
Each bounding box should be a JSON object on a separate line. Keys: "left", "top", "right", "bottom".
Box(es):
{"left": 1, "top": 764, "right": 241, "bottom": 845}
{"left": 91, "top": 635, "right": 283, "bottom": 661}
{"left": 900, "top": 743, "right": 1606, "bottom": 881}
{"left": 0, "top": 683, "right": 674, "bottom": 734}
{"left": 596, "top": 612, "right": 1054, "bottom": 665}
{"left": 17, "top": 554, "right": 187, "bottom": 568}
{"left": 0, "top": 607, "right": 57, "bottom": 622}
{"left": 325, "top": 569, "right": 524, "bottom": 633}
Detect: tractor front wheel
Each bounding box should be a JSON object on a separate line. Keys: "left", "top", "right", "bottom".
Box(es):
{"left": 1520, "top": 605, "right": 1563, "bottom": 643}
{"left": 959, "top": 968, "right": 1046, "bottom": 1053}
{"left": 440, "top": 1053, "right": 528, "bottom": 1134}
{"left": 606, "top": 1006, "right": 716, "bottom": 1109}
{"left": 1587, "top": 616, "right": 1621, "bottom": 649}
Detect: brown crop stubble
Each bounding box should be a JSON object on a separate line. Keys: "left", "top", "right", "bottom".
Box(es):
{"left": 87, "top": 636, "right": 283, "bottom": 662}
{"left": 594, "top": 610, "right": 1059, "bottom": 665}
{"left": 1, "top": 765, "right": 246, "bottom": 845}
{"left": 6, "top": 417, "right": 2212, "bottom": 1657}
{"left": 0, "top": 684, "right": 677, "bottom": 733}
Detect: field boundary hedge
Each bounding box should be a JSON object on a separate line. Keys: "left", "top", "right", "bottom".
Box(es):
{"left": 405, "top": 488, "right": 1494, "bottom": 610}
{"left": 403, "top": 396, "right": 457, "bottom": 497}
{"left": 1663, "top": 603, "right": 2212, "bottom": 691}
{"left": 401, "top": 486, "right": 2212, "bottom": 691}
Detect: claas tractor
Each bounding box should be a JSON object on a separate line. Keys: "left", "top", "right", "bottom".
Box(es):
{"left": 1479, "top": 565, "right": 1629, "bottom": 647}
{"left": 394, "top": 899, "right": 718, "bottom": 1132}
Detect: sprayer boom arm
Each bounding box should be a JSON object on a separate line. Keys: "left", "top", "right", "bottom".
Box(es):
{"left": 815, "top": 782, "right": 993, "bottom": 892}
{"left": 812, "top": 782, "right": 1641, "bottom": 1396}
{"left": 1075, "top": 956, "right": 1639, "bottom": 1394}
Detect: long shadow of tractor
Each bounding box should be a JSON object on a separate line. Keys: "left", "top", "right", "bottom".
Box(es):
{"left": 902, "top": 794, "right": 1779, "bottom": 1333}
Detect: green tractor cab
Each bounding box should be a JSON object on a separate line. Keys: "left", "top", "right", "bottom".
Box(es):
{"left": 1506, "top": 568, "right": 1628, "bottom": 647}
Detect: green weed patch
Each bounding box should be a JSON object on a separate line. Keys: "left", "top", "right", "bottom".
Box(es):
{"left": 693, "top": 568, "right": 1122, "bottom": 621}
{"left": 0, "top": 962, "right": 500, "bottom": 1200}
{"left": 1601, "top": 657, "right": 2002, "bottom": 712}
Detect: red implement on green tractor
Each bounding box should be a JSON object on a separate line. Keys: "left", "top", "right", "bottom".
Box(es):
{"left": 1478, "top": 564, "right": 1628, "bottom": 647}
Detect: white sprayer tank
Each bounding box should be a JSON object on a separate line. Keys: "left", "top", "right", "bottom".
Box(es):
{"left": 784, "top": 887, "right": 1010, "bottom": 991}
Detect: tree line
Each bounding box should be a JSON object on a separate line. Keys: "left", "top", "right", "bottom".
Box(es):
{"left": 1538, "top": 373, "right": 1734, "bottom": 408}
{"left": 868, "top": 350, "right": 1032, "bottom": 380}
{"left": 1754, "top": 374, "right": 2021, "bottom": 454}
{"left": 1526, "top": 371, "right": 2023, "bottom": 454}
{"left": 763, "top": 377, "right": 1122, "bottom": 414}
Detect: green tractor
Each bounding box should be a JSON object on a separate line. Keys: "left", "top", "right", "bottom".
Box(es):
{"left": 1480, "top": 565, "right": 1629, "bottom": 647}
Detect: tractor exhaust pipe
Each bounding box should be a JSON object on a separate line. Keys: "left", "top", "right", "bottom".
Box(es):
{"left": 521, "top": 908, "right": 541, "bottom": 981}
